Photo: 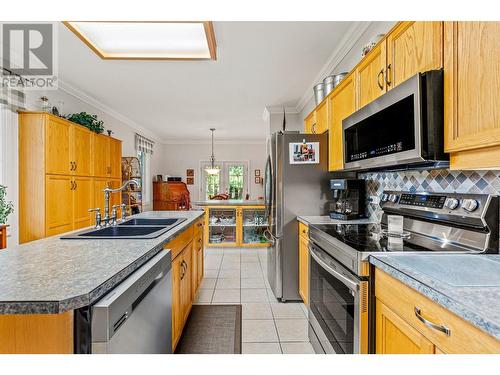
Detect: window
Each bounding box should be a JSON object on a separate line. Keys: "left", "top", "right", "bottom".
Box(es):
{"left": 200, "top": 161, "right": 249, "bottom": 200}
{"left": 138, "top": 151, "right": 152, "bottom": 207}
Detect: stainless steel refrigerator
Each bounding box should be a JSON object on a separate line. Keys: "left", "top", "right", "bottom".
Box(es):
{"left": 264, "top": 131, "right": 331, "bottom": 301}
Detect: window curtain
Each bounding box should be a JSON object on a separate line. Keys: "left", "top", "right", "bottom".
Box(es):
{"left": 135, "top": 133, "right": 154, "bottom": 154}
{"left": 0, "top": 71, "right": 26, "bottom": 112}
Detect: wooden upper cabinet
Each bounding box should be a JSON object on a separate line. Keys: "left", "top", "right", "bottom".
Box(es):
{"left": 315, "top": 99, "right": 328, "bottom": 134}
{"left": 93, "top": 134, "right": 110, "bottom": 177}
{"left": 109, "top": 137, "right": 122, "bottom": 179}
{"left": 328, "top": 73, "right": 356, "bottom": 171}
{"left": 355, "top": 42, "right": 387, "bottom": 109}
{"left": 386, "top": 21, "right": 443, "bottom": 90}
{"left": 71, "top": 125, "right": 93, "bottom": 176}
{"left": 45, "top": 116, "right": 71, "bottom": 175}
{"left": 376, "top": 299, "right": 435, "bottom": 354}
{"left": 444, "top": 22, "right": 500, "bottom": 167}
{"left": 304, "top": 111, "right": 316, "bottom": 134}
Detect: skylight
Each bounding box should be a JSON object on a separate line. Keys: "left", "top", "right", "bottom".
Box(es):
{"left": 63, "top": 21, "right": 216, "bottom": 60}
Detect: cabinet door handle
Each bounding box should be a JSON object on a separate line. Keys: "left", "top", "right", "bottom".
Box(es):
{"left": 377, "top": 69, "right": 385, "bottom": 90}
{"left": 74, "top": 161, "right": 77, "bottom": 171}
{"left": 69, "top": 162, "right": 74, "bottom": 171}
{"left": 311, "top": 123, "right": 317, "bottom": 134}
{"left": 70, "top": 181, "right": 74, "bottom": 190}
{"left": 74, "top": 181, "right": 77, "bottom": 190}
{"left": 180, "top": 261, "right": 186, "bottom": 280}
{"left": 414, "top": 307, "right": 451, "bottom": 336}
{"left": 385, "top": 64, "right": 392, "bottom": 87}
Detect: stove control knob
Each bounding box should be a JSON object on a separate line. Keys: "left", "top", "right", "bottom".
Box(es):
{"left": 461, "top": 199, "right": 479, "bottom": 212}
{"left": 388, "top": 194, "right": 399, "bottom": 203}
{"left": 444, "top": 197, "right": 460, "bottom": 210}
{"left": 380, "top": 193, "right": 389, "bottom": 202}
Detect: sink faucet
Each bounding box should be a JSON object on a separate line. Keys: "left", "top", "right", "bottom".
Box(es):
{"left": 102, "top": 179, "right": 141, "bottom": 226}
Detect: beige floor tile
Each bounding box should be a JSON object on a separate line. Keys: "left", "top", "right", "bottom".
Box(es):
{"left": 242, "top": 342, "right": 282, "bottom": 354}
{"left": 242, "top": 303, "right": 273, "bottom": 319}
{"left": 193, "top": 289, "right": 214, "bottom": 304}
{"left": 218, "top": 269, "right": 240, "bottom": 278}
{"left": 204, "top": 258, "right": 222, "bottom": 270}
{"left": 266, "top": 288, "right": 280, "bottom": 303}
{"left": 241, "top": 268, "right": 263, "bottom": 278}
{"left": 203, "top": 269, "right": 219, "bottom": 278}
{"left": 216, "top": 278, "right": 240, "bottom": 289}
{"left": 275, "top": 319, "right": 309, "bottom": 342}
{"left": 241, "top": 288, "right": 269, "bottom": 302}
{"left": 199, "top": 278, "right": 217, "bottom": 290}
{"left": 212, "top": 289, "right": 240, "bottom": 303}
{"left": 271, "top": 302, "right": 306, "bottom": 319}
{"left": 280, "top": 342, "right": 315, "bottom": 354}
{"left": 241, "top": 277, "right": 266, "bottom": 289}
{"left": 220, "top": 262, "right": 241, "bottom": 270}
{"left": 242, "top": 320, "right": 279, "bottom": 343}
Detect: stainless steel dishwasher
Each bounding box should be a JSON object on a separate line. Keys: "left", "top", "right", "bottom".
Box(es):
{"left": 91, "top": 251, "right": 172, "bottom": 354}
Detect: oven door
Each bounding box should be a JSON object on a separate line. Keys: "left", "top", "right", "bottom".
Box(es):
{"left": 308, "top": 242, "right": 368, "bottom": 354}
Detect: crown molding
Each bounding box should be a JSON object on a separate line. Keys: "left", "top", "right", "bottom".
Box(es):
{"left": 295, "top": 21, "right": 373, "bottom": 113}
{"left": 162, "top": 138, "right": 266, "bottom": 145}
{"left": 58, "top": 79, "right": 163, "bottom": 142}
{"left": 262, "top": 105, "right": 300, "bottom": 122}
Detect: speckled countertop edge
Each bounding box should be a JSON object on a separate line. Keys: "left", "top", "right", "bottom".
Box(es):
{"left": 0, "top": 210, "right": 204, "bottom": 315}
{"left": 370, "top": 255, "right": 500, "bottom": 340}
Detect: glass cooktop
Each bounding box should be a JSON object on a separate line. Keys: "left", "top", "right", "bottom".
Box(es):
{"left": 311, "top": 223, "right": 444, "bottom": 253}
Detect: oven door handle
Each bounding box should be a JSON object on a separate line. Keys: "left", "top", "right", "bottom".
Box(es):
{"left": 309, "top": 244, "right": 359, "bottom": 292}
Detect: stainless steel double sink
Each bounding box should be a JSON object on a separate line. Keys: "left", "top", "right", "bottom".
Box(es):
{"left": 61, "top": 218, "right": 187, "bottom": 240}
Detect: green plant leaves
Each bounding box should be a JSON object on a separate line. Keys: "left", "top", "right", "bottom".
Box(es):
{"left": 0, "top": 185, "right": 14, "bottom": 225}
{"left": 66, "top": 112, "right": 105, "bottom": 134}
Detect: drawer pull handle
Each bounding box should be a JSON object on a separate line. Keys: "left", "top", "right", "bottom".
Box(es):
{"left": 414, "top": 307, "right": 451, "bottom": 336}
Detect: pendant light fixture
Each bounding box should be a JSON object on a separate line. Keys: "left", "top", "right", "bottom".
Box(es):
{"left": 204, "top": 128, "right": 220, "bottom": 175}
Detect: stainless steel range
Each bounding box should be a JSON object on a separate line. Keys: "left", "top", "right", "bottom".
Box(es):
{"left": 307, "top": 190, "right": 499, "bottom": 354}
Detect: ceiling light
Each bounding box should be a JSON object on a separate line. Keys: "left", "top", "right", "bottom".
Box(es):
{"left": 205, "top": 128, "right": 220, "bottom": 175}
{"left": 63, "top": 21, "right": 216, "bottom": 60}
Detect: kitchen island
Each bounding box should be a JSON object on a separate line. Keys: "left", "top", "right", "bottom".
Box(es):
{"left": 370, "top": 254, "right": 500, "bottom": 353}
{"left": 0, "top": 210, "right": 204, "bottom": 353}
{"left": 194, "top": 200, "right": 269, "bottom": 248}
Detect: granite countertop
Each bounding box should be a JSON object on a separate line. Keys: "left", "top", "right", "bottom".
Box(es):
{"left": 0, "top": 210, "right": 204, "bottom": 315}
{"left": 370, "top": 254, "right": 500, "bottom": 340}
{"left": 297, "top": 215, "right": 377, "bottom": 225}
{"left": 194, "top": 199, "right": 265, "bottom": 206}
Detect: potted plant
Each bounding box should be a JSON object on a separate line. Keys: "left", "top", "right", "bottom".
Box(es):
{"left": 0, "top": 185, "right": 14, "bottom": 224}
{"left": 66, "top": 112, "right": 105, "bottom": 134}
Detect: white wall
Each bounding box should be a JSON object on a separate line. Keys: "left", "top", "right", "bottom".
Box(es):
{"left": 300, "top": 21, "right": 396, "bottom": 119}
{"left": 159, "top": 142, "right": 267, "bottom": 203}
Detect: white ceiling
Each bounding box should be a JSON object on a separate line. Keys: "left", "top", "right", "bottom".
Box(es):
{"left": 58, "top": 21, "right": 358, "bottom": 142}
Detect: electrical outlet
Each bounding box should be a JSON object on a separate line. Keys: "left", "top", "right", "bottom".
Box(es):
{"left": 370, "top": 195, "right": 380, "bottom": 205}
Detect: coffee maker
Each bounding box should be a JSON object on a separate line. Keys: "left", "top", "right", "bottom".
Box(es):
{"left": 329, "top": 179, "right": 366, "bottom": 220}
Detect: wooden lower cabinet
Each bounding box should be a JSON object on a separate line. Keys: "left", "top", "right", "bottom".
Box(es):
{"left": 45, "top": 175, "right": 73, "bottom": 237}
{"left": 93, "top": 178, "right": 121, "bottom": 213}
{"left": 73, "top": 177, "right": 94, "bottom": 230}
{"left": 298, "top": 233, "right": 309, "bottom": 305}
{"left": 168, "top": 219, "right": 204, "bottom": 351}
{"left": 375, "top": 268, "right": 500, "bottom": 354}
{"left": 376, "top": 299, "right": 435, "bottom": 354}
{"left": 0, "top": 312, "right": 74, "bottom": 354}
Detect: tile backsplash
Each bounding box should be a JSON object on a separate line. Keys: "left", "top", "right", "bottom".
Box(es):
{"left": 359, "top": 169, "right": 500, "bottom": 220}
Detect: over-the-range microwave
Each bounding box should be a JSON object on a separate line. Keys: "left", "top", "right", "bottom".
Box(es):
{"left": 342, "top": 70, "right": 448, "bottom": 171}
